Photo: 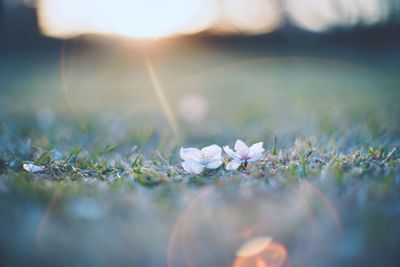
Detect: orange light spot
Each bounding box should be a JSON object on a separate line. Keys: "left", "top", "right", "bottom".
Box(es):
{"left": 236, "top": 237, "right": 272, "bottom": 257}
{"left": 233, "top": 239, "right": 287, "bottom": 267}
{"left": 256, "top": 257, "right": 268, "bottom": 267}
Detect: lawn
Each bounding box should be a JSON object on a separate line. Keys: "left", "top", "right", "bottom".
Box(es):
{"left": 1, "top": 37, "right": 400, "bottom": 267}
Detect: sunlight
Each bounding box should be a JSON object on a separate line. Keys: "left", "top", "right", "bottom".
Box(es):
{"left": 35, "top": 0, "right": 393, "bottom": 38}
{"left": 216, "top": 0, "right": 282, "bottom": 35}
{"left": 286, "top": 0, "right": 389, "bottom": 32}
{"left": 145, "top": 58, "right": 179, "bottom": 136}
{"left": 37, "top": 0, "right": 217, "bottom": 38}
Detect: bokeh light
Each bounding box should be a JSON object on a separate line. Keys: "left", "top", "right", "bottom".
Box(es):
{"left": 233, "top": 238, "right": 287, "bottom": 267}
{"left": 34, "top": 0, "right": 398, "bottom": 38}
{"left": 178, "top": 94, "right": 208, "bottom": 124}
{"left": 215, "top": 0, "right": 282, "bottom": 35}
{"left": 37, "top": 0, "right": 217, "bottom": 38}
{"left": 286, "top": 0, "right": 390, "bottom": 32}
{"left": 236, "top": 236, "right": 272, "bottom": 257}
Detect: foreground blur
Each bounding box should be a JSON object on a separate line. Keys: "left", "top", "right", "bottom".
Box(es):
{"left": 0, "top": 179, "right": 399, "bottom": 267}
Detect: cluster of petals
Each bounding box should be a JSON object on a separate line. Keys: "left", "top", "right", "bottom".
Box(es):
{"left": 180, "top": 140, "right": 265, "bottom": 174}
{"left": 180, "top": 145, "right": 223, "bottom": 174}
{"left": 223, "top": 140, "right": 265, "bottom": 171}
{"left": 23, "top": 163, "right": 45, "bottom": 173}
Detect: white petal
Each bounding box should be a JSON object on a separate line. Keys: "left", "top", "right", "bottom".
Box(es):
{"left": 223, "top": 146, "right": 241, "bottom": 160}
{"left": 23, "top": 163, "right": 44, "bottom": 173}
{"left": 249, "top": 142, "right": 264, "bottom": 154}
{"left": 181, "top": 160, "right": 205, "bottom": 174}
{"left": 234, "top": 140, "right": 249, "bottom": 155}
{"left": 248, "top": 142, "right": 265, "bottom": 162}
{"left": 180, "top": 147, "right": 201, "bottom": 162}
{"left": 247, "top": 153, "right": 263, "bottom": 163}
{"left": 201, "top": 144, "right": 222, "bottom": 162}
{"left": 206, "top": 160, "right": 223, "bottom": 169}
{"left": 226, "top": 159, "right": 241, "bottom": 171}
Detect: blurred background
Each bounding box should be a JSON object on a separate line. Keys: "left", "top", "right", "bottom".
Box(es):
{"left": 1, "top": 1, "right": 400, "bottom": 267}
{"left": 1, "top": 0, "right": 400, "bottom": 148}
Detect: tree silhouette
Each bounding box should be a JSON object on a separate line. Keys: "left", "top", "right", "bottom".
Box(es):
{"left": 0, "top": 0, "right": 3, "bottom": 33}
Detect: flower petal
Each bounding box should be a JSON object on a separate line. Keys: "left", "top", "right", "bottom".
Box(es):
{"left": 226, "top": 159, "right": 241, "bottom": 171}
{"left": 247, "top": 153, "right": 263, "bottom": 163}
{"left": 201, "top": 144, "right": 222, "bottom": 162}
{"left": 234, "top": 139, "right": 249, "bottom": 155}
{"left": 223, "top": 146, "right": 240, "bottom": 160}
{"left": 180, "top": 147, "right": 201, "bottom": 162}
{"left": 249, "top": 142, "right": 264, "bottom": 154}
{"left": 181, "top": 160, "right": 205, "bottom": 174}
{"left": 248, "top": 142, "right": 265, "bottom": 162}
{"left": 206, "top": 160, "right": 223, "bottom": 169}
{"left": 23, "top": 163, "right": 44, "bottom": 173}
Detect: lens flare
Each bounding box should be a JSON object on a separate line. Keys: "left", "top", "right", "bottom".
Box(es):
{"left": 167, "top": 187, "right": 215, "bottom": 267}
{"left": 178, "top": 94, "right": 208, "bottom": 124}
{"left": 35, "top": 187, "right": 63, "bottom": 245}
{"left": 236, "top": 236, "right": 272, "bottom": 257}
{"left": 233, "top": 238, "right": 287, "bottom": 267}
{"left": 145, "top": 58, "right": 179, "bottom": 137}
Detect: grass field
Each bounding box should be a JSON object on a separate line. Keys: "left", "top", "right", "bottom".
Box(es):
{"left": 1, "top": 37, "right": 400, "bottom": 267}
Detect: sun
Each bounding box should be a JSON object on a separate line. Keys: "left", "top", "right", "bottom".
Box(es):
{"left": 37, "top": 0, "right": 217, "bottom": 39}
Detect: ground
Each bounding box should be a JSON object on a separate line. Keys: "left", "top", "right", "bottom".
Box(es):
{"left": 0, "top": 37, "right": 400, "bottom": 267}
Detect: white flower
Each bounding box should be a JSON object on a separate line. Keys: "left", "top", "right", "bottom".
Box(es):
{"left": 224, "top": 140, "right": 265, "bottom": 170}
{"left": 23, "top": 163, "right": 45, "bottom": 173}
{"left": 180, "top": 145, "right": 223, "bottom": 174}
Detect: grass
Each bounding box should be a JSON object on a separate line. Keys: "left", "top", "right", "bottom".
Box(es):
{"left": 3, "top": 134, "right": 399, "bottom": 189}
{"left": 1, "top": 109, "right": 399, "bottom": 267}
{"left": 1, "top": 120, "right": 400, "bottom": 267}
{"left": 1, "top": 42, "right": 400, "bottom": 266}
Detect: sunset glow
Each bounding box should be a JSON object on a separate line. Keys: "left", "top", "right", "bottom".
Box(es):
{"left": 35, "top": 0, "right": 393, "bottom": 38}
{"left": 37, "top": 0, "right": 218, "bottom": 38}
